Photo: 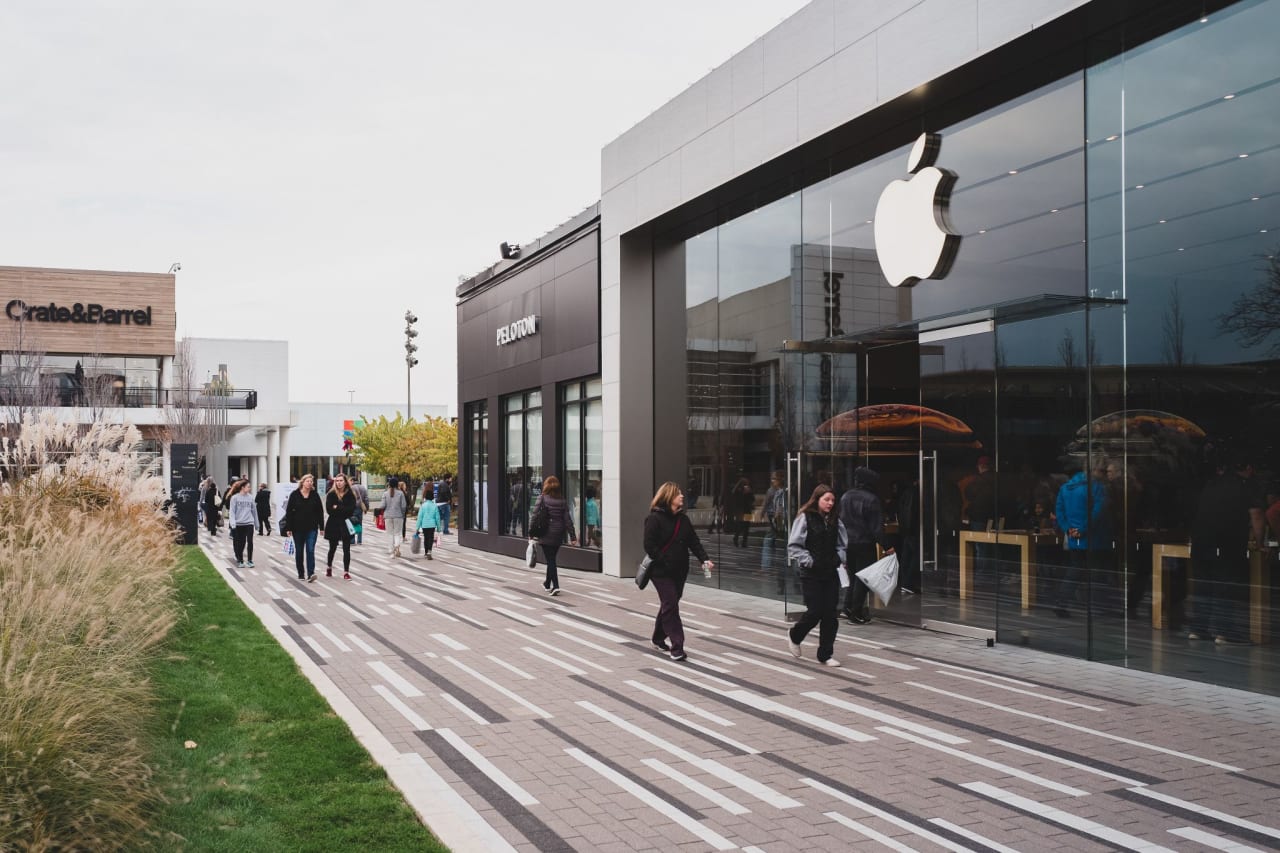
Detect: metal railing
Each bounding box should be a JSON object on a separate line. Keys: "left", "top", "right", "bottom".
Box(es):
{"left": 0, "top": 386, "right": 258, "bottom": 410}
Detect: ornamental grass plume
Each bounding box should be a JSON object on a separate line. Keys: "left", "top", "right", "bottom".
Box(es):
{"left": 0, "top": 413, "right": 180, "bottom": 850}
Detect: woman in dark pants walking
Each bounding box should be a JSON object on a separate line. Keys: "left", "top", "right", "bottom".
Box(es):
{"left": 324, "top": 473, "right": 357, "bottom": 580}
{"left": 786, "top": 484, "right": 848, "bottom": 667}
{"left": 643, "top": 482, "right": 714, "bottom": 662}
{"left": 531, "top": 475, "right": 578, "bottom": 595}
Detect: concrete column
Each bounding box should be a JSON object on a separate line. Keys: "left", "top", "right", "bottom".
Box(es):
{"left": 277, "top": 427, "right": 291, "bottom": 482}
{"left": 267, "top": 428, "right": 280, "bottom": 487}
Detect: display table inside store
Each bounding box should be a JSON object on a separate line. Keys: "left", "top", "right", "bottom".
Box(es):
{"left": 1151, "top": 542, "right": 1271, "bottom": 643}
{"left": 957, "top": 529, "right": 1061, "bottom": 610}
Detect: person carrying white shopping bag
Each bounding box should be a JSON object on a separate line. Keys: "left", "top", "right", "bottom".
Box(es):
{"left": 839, "top": 466, "right": 894, "bottom": 623}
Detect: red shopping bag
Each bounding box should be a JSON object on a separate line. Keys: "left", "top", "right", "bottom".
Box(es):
{"left": 375, "top": 513, "right": 386, "bottom": 530}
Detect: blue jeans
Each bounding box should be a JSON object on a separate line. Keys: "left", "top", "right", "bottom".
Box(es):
{"left": 293, "top": 529, "right": 318, "bottom": 578}
{"left": 438, "top": 502, "right": 451, "bottom": 534}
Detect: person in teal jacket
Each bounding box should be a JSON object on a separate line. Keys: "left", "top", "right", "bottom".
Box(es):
{"left": 1053, "top": 461, "right": 1108, "bottom": 617}
{"left": 416, "top": 499, "right": 442, "bottom": 560}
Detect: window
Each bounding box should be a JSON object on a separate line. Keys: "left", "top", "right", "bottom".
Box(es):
{"left": 465, "top": 400, "right": 488, "bottom": 531}
{"left": 501, "top": 390, "right": 542, "bottom": 536}
{"left": 562, "top": 377, "right": 602, "bottom": 549}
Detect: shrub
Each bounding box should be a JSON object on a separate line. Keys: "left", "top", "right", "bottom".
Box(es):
{"left": 0, "top": 414, "right": 180, "bottom": 850}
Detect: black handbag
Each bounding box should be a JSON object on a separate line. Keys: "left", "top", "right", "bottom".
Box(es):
{"left": 637, "top": 518, "right": 680, "bottom": 590}
{"left": 528, "top": 500, "right": 550, "bottom": 538}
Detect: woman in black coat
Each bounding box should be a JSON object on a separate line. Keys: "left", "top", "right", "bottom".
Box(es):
{"left": 531, "top": 475, "right": 577, "bottom": 595}
{"left": 324, "top": 473, "right": 357, "bottom": 580}
{"left": 202, "top": 479, "right": 220, "bottom": 535}
{"left": 643, "top": 481, "right": 714, "bottom": 662}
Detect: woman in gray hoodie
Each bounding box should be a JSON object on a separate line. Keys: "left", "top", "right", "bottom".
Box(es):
{"left": 228, "top": 479, "right": 260, "bottom": 568}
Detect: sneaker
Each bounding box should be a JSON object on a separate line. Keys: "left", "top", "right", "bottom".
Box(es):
{"left": 246, "top": 561, "right": 255, "bottom": 568}
{"left": 669, "top": 651, "right": 687, "bottom": 662}
{"left": 326, "top": 567, "right": 333, "bottom": 577}
{"left": 1187, "top": 632, "right": 1206, "bottom": 640}
{"left": 787, "top": 638, "right": 802, "bottom": 658}
{"left": 426, "top": 553, "right": 433, "bottom": 560}
{"left": 307, "top": 574, "right": 316, "bottom": 583}
{"left": 850, "top": 613, "right": 870, "bottom": 625}
{"left": 543, "top": 581, "right": 551, "bottom": 591}
{"left": 297, "top": 575, "right": 305, "bottom": 580}
{"left": 237, "top": 561, "right": 246, "bottom": 568}
{"left": 550, "top": 587, "right": 561, "bottom": 596}
{"left": 822, "top": 658, "right": 843, "bottom": 667}
{"left": 343, "top": 572, "right": 351, "bottom": 580}
{"left": 652, "top": 640, "right": 670, "bottom": 652}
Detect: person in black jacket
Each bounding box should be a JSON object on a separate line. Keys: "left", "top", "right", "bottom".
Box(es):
{"left": 324, "top": 473, "right": 358, "bottom": 580}
{"left": 255, "top": 483, "right": 273, "bottom": 535}
{"left": 643, "top": 481, "right": 714, "bottom": 662}
{"left": 530, "top": 475, "right": 578, "bottom": 595}
{"left": 839, "top": 467, "right": 890, "bottom": 623}
{"left": 283, "top": 474, "right": 325, "bottom": 582}
{"left": 787, "top": 484, "right": 848, "bottom": 666}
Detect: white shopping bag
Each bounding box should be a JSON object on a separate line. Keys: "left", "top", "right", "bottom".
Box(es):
{"left": 525, "top": 540, "right": 537, "bottom": 568}
{"left": 836, "top": 564, "right": 851, "bottom": 589}
{"left": 855, "top": 553, "right": 899, "bottom": 607}
{"left": 283, "top": 537, "right": 295, "bottom": 557}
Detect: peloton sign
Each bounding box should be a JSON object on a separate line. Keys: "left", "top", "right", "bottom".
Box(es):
{"left": 495, "top": 314, "right": 539, "bottom": 346}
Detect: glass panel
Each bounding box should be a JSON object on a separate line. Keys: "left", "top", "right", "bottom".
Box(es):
{"left": 586, "top": 377, "right": 602, "bottom": 398}
{"left": 1087, "top": 0, "right": 1280, "bottom": 693}
{"left": 503, "top": 402, "right": 524, "bottom": 535}
{"left": 526, "top": 404, "right": 543, "bottom": 515}
{"left": 563, "top": 398, "right": 583, "bottom": 544}
{"left": 467, "top": 401, "right": 487, "bottom": 531}
{"left": 585, "top": 398, "right": 603, "bottom": 550}
{"left": 563, "top": 382, "right": 581, "bottom": 403}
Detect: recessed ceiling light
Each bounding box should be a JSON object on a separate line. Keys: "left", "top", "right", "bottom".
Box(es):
{"left": 1263, "top": 229, "right": 1270, "bottom": 234}
{"left": 1105, "top": 135, "right": 1119, "bottom": 142}
{"left": 1239, "top": 153, "right": 1249, "bottom": 158}
{"left": 1008, "top": 170, "right": 1018, "bottom": 175}
{"left": 1135, "top": 184, "right": 1145, "bottom": 189}
{"left": 1252, "top": 196, "right": 1261, "bottom": 201}
{"left": 865, "top": 219, "right": 872, "bottom": 224}
{"left": 1200, "top": 16, "right": 1209, "bottom": 22}
{"left": 1050, "top": 209, "right": 1059, "bottom": 213}
{"left": 978, "top": 229, "right": 987, "bottom": 234}
{"left": 1224, "top": 94, "right": 1236, "bottom": 100}
{"left": 1158, "top": 219, "right": 1167, "bottom": 224}
{"left": 1178, "top": 247, "right": 1186, "bottom": 251}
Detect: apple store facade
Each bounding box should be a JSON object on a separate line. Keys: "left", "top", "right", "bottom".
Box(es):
{"left": 599, "top": 0, "right": 1280, "bottom": 693}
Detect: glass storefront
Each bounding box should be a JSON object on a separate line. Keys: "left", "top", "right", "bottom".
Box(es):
{"left": 657, "top": 0, "right": 1280, "bottom": 693}
{"left": 562, "top": 377, "right": 603, "bottom": 550}
{"left": 465, "top": 400, "right": 489, "bottom": 532}
{"left": 0, "top": 353, "right": 161, "bottom": 407}
{"left": 501, "top": 390, "right": 542, "bottom": 538}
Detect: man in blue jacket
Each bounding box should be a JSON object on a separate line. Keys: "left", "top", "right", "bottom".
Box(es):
{"left": 1053, "top": 460, "right": 1109, "bottom": 617}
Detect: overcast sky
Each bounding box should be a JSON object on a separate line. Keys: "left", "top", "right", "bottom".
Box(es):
{"left": 0, "top": 1, "right": 808, "bottom": 413}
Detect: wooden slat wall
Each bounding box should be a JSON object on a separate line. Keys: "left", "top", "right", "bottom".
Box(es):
{"left": 0, "top": 266, "right": 177, "bottom": 357}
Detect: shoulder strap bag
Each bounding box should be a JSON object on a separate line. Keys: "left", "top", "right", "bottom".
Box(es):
{"left": 636, "top": 517, "right": 681, "bottom": 590}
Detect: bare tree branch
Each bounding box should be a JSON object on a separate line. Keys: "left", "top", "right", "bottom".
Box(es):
{"left": 1219, "top": 253, "right": 1280, "bottom": 353}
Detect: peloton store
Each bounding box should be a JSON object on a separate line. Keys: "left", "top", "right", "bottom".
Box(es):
{"left": 601, "top": 0, "right": 1280, "bottom": 693}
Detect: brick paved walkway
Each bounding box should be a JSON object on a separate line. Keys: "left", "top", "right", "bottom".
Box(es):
{"left": 200, "top": 522, "right": 1280, "bottom": 852}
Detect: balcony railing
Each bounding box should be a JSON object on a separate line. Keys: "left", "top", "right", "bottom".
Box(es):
{"left": 0, "top": 386, "right": 258, "bottom": 410}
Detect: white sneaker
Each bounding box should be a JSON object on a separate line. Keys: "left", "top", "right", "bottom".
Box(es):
{"left": 237, "top": 561, "right": 246, "bottom": 568}
{"left": 787, "top": 638, "right": 802, "bottom": 658}
{"left": 822, "top": 658, "right": 842, "bottom": 667}
{"left": 246, "top": 561, "right": 255, "bottom": 568}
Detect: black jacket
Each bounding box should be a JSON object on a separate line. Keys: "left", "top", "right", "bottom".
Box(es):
{"left": 324, "top": 489, "right": 357, "bottom": 541}
{"left": 533, "top": 494, "right": 575, "bottom": 547}
{"left": 643, "top": 507, "right": 709, "bottom": 580}
{"left": 255, "top": 487, "right": 272, "bottom": 517}
{"left": 283, "top": 488, "right": 325, "bottom": 535}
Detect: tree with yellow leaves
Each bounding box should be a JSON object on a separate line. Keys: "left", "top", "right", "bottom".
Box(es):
{"left": 350, "top": 415, "right": 457, "bottom": 480}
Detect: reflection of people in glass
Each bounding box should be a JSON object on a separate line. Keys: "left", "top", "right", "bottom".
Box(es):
{"left": 1053, "top": 460, "right": 1108, "bottom": 618}
{"left": 585, "top": 481, "right": 601, "bottom": 548}
{"left": 762, "top": 471, "right": 788, "bottom": 592}
{"left": 729, "top": 477, "right": 754, "bottom": 547}
{"left": 839, "top": 467, "right": 891, "bottom": 623}
{"left": 1188, "top": 454, "right": 1264, "bottom": 645}
{"left": 508, "top": 473, "right": 526, "bottom": 536}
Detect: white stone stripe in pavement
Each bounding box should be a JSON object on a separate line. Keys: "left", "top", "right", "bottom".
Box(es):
{"left": 430, "top": 632, "right": 468, "bottom": 651}
{"left": 800, "top": 778, "right": 975, "bottom": 853}
{"left": 848, "top": 652, "right": 917, "bottom": 670}
{"left": 553, "top": 629, "right": 625, "bottom": 657}
{"left": 361, "top": 589, "right": 387, "bottom": 602}
{"left": 399, "top": 752, "right": 518, "bottom": 853}
{"left": 726, "top": 635, "right": 877, "bottom": 678}
{"left": 444, "top": 655, "right": 551, "bottom": 719}
{"left": 577, "top": 701, "right": 801, "bottom": 809}
{"left": 908, "top": 682, "right": 1244, "bottom": 772}
{"left": 990, "top": 738, "right": 1148, "bottom": 787}
{"left": 876, "top": 726, "right": 1089, "bottom": 797}
{"left": 268, "top": 580, "right": 289, "bottom": 594}
{"left": 486, "top": 655, "right": 534, "bottom": 680}
{"left": 543, "top": 613, "right": 628, "bottom": 642}
{"left": 335, "top": 601, "right": 369, "bottom": 621}
{"left": 280, "top": 598, "right": 306, "bottom": 617}
{"left": 509, "top": 629, "right": 612, "bottom": 673}
{"left": 824, "top": 811, "right": 920, "bottom": 852}
{"left": 1129, "top": 787, "right": 1280, "bottom": 841}
{"left": 643, "top": 758, "right": 750, "bottom": 815}
{"left": 396, "top": 585, "right": 443, "bottom": 604}
{"left": 625, "top": 679, "right": 735, "bottom": 726}
{"left": 521, "top": 646, "right": 588, "bottom": 676}
{"left": 389, "top": 604, "right": 413, "bottom": 614}
{"left": 439, "top": 692, "right": 489, "bottom": 725}
{"left": 678, "top": 615, "right": 722, "bottom": 630}
{"left": 301, "top": 635, "right": 331, "bottom": 659}
{"left": 575, "top": 589, "right": 627, "bottom": 603}
{"left": 565, "top": 748, "right": 737, "bottom": 851}
{"left": 961, "top": 781, "right": 1176, "bottom": 853}
{"left": 738, "top": 623, "right": 891, "bottom": 650}
{"left": 803, "top": 693, "right": 968, "bottom": 745}
{"left": 684, "top": 647, "right": 740, "bottom": 668}
{"left": 368, "top": 661, "right": 423, "bottom": 697}
{"left": 550, "top": 609, "right": 621, "bottom": 629}
{"left": 438, "top": 727, "right": 538, "bottom": 806}
{"left": 366, "top": 604, "right": 391, "bottom": 616}
{"left": 723, "top": 651, "right": 815, "bottom": 680}
{"left": 490, "top": 607, "right": 542, "bottom": 626}
{"left": 660, "top": 712, "right": 760, "bottom": 754}
{"left": 373, "top": 684, "right": 431, "bottom": 731}
{"left": 725, "top": 690, "right": 876, "bottom": 743}
{"left": 937, "top": 670, "right": 1105, "bottom": 711}
{"left": 313, "top": 624, "right": 351, "bottom": 653}
{"left": 927, "top": 818, "right": 1022, "bottom": 853}
{"left": 346, "top": 632, "right": 378, "bottom": 654}
{"left": 1168, "top": 825, "right": 1264, "bottom": 852}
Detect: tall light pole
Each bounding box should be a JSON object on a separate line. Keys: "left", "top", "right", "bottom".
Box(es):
{"left": 404, "top": 310, "right": 419, "bottom": 419}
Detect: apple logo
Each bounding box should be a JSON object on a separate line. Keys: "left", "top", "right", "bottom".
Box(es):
{"left": 873, "top": 132, "right": 961, "bottom": 288}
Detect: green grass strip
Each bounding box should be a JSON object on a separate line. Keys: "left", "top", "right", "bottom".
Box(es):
{"left": 144, "top": 547, "right": 449, "bottom": 852}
